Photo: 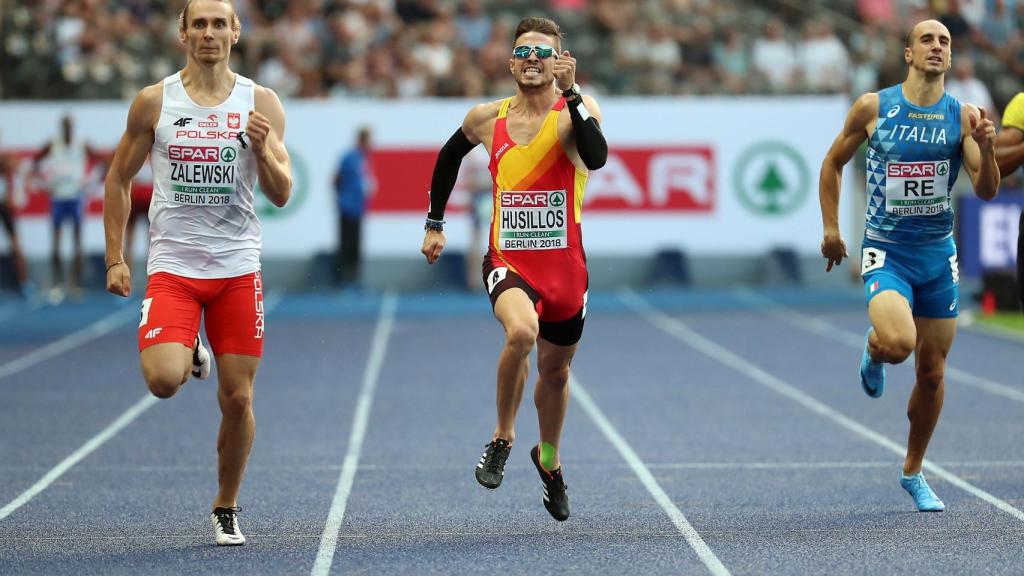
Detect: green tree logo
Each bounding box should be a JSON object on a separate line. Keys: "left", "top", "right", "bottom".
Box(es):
{"left": 254, "top": 146, "right": 307, "bottom": 218}
{"left": 220, "top": 147, "right": 237, "bottom": 163}
{"left": 732, "top": 141, "right": 809, "bottom": 216}
{"left": 549, "top": 191, "right": 565, "bottom": 207}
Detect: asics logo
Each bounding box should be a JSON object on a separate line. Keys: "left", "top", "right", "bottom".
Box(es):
{"left": 949, "top": 299, "right": 957, "bottom": 311}
{"left": 887, "top": 105, "right": 901, "bottom": 118}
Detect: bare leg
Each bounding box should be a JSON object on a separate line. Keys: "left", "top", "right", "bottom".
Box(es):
{"left": 534, "top": 338, "right": 577, "bottom": 470}
{"left": 71, "top": 219, "right": 82, "bottom": 292}
{"left": 866, "top": 290, "right": 916, "bottom": 364}
{"left": 51, "top": 221, "right": 63, "bottom": 288}
{"left": 140, "top": 342, "right": 193, "bottom": 399}
{"left": 903, "top": 317, "right": 955, "bottom": 475}
{"left": 492, "top": 288, "right": 538, "bottom": 444}
{"left": 212, "top": 353, "right": 259, "bottom": 509}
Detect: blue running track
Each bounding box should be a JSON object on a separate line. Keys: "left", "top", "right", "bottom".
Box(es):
{"left": 0, "top": 288, "right": 1022, "bottom": 575}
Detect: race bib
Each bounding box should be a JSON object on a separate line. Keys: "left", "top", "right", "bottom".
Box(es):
{"left": 862, "top": 246, "right": 886, "bottom": 275}
{"left": 884, "top": 160, "right": 950, "bottom": 216}
{"left": 498, "top": 190, "right": 568, "bottom": 251}
{"left": 167, "top": 144, "right": 238, "bottom": 206}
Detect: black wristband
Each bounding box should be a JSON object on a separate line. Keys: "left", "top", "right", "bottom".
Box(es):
{"left": 424, "top": 218, "right": 445, "bottom": 232}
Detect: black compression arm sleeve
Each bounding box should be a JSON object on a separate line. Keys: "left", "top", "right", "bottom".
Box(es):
{"left": 427, "top": 128, "right": 477, "bottom": 221}
{"left": 567, "top": 96, "right": 607, "bottom": 170}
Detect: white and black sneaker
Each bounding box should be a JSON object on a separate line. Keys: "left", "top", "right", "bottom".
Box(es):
{"left": 475, "top": 438, "right": 511, "bottom": 489}
{"left": 192, "top": 334, "right": 211, "bottom": 380}
{"left": 211, "top": 506, "right": 245, "bottom": 546}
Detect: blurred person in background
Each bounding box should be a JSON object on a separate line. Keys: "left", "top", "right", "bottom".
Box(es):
{"left": 945, "top": 56, "right": 998, "bottom": 125}
{"left": 994, "top": 91, "right": 1024, "bottom": 307}
{"left": 102, "top": 0, "right": 291, "bottom": 547}
{"left": 33, "top": 115, "right": 100, "bottom": 302}
{"left": 123, "top": 160, "right": 154, "bottom": 269}
{"left": 420, "top": 16, "right": 606, "bottom": 522}
{"left": 752, "top": 18, "right": 798, "bottom": 93}
{"left": 460, "top": 147, "right": 493, "bottom": 291}
{"left": 0, "top": 149, "right": 28, "bottom": 295}
{"left": 333, "top": 126, "right": 373, "bottom": 290}
{"left": 820, "top": 19, "right": 999, "bottom": 512}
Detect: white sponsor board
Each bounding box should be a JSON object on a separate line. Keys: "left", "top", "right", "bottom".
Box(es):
{"left": 0, "top": 97, "right": 854, "bottom": 258}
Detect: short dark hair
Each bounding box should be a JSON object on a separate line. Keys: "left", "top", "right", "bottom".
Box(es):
{"left": 179, "top": 0, "right": 241, "bottom": 33}
{"left": 513, "top": 17, "right": 562, "bottom": 50}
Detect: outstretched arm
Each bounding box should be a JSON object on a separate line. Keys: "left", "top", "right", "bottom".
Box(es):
{"left": 566, "top": 94, "right": 606, "bottom": 170}
{"left": 819, "top": 92, "right": 876, "bottom": 271}
{"left": 421, "top": 104, "right": 488, "bottom": 265}
{"left": 961, "top": 104, "right": 1000, "bottom": 201}
{"left": 103, "top": 84, "right": 160, "bottom": 297}
{"left": 251, "top": 86, "right": 292, "bottom": 207}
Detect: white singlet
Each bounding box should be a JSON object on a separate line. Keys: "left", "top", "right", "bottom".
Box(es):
{"left": 46, "top": 136, "right": 87, "bottom": 201}
{"left": 148, "top": 71, "right": 261, "bottom": 278}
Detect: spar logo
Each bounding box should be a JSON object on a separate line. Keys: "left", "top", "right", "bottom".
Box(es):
{"left": 887, "top": 161, "right": 947, "bottom": 178}
{"left": 582, "top": 147, "right": 715, "bottom": 211}
{"left": 168, "top": 145, "right": 237, "bottom": 163}
{"left": 503, "top": 191, "right": 548, "bottom": 207}
{"left": 367, "top": 146, "right": 716, "bottom": 212}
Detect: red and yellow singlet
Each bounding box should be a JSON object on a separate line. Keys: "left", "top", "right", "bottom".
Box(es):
{"left": 486, "top": 96, "right": 588, "bottom": 322}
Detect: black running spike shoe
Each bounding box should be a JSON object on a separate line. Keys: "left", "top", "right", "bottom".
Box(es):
{"left": 530, "top": 444, "right": 569, "bottom": 521}
{"left": 475, "top": 438, "right": 512, "bottom": 489}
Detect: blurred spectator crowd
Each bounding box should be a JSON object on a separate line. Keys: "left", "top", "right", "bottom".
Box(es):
{"left": 1, "top": 0, "right": 1022, "bottom": 112}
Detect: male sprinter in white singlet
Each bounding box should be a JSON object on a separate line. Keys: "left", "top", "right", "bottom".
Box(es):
{"left": 102, "top": 0, "right": 291, "bottom": 546}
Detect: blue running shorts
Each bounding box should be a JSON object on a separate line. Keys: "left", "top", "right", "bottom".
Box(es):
{"left": 860, "top": 235, "right": 959, "bottom": 318}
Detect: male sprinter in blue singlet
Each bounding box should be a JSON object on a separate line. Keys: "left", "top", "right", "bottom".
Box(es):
{"left": 819, "top": 19, "right": 999, "bottom": 512}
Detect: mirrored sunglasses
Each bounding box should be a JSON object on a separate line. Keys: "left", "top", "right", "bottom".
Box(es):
{"left": 512, "top": 44, "right": 556, "bottom": 59}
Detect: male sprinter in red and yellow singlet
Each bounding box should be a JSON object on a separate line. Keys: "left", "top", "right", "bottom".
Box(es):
{"left": 420, "top": 16, "right": 606, "bottom": 521}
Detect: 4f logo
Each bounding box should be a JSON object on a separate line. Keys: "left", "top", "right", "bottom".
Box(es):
{"left": 173, "top": 117, "right": 192, "bottom": 127}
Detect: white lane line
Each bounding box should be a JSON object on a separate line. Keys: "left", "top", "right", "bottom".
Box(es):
{"left": 572, "top": 373, "right": 731, "bottom": 576}
{"left": 621, "top": 289, "right": 1024, "bottom": 523}
{"left": 0, "top": 305, "right": 139, "bottom": 382}
{"left": 311, "top": 291, "right": 397, "bottom": 576}
{"left": 0, "top": 394, "right": 159, "bottom": 521}
{"left": 0, "top": 295, "right": 287, "bottom": 522}
{"left": 732, "top": 288, "right": 1024, "bottom": 405}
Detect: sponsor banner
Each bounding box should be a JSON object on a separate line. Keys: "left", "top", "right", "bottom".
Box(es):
{"left": 372, "top": 146, "right": 715, "bottom": 212}
{"left": 958, "top": 192, "right": 1023, "bottom": 277}
{"left": 0, "top": 97, "right": 851, "bottom": 257}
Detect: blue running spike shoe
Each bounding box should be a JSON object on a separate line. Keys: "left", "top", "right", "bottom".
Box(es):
{"left": 860, "top": 328, "right": 885, "bottom": 398}
{"left": 900, "top": 472, "right": 945, "bottom": 512}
